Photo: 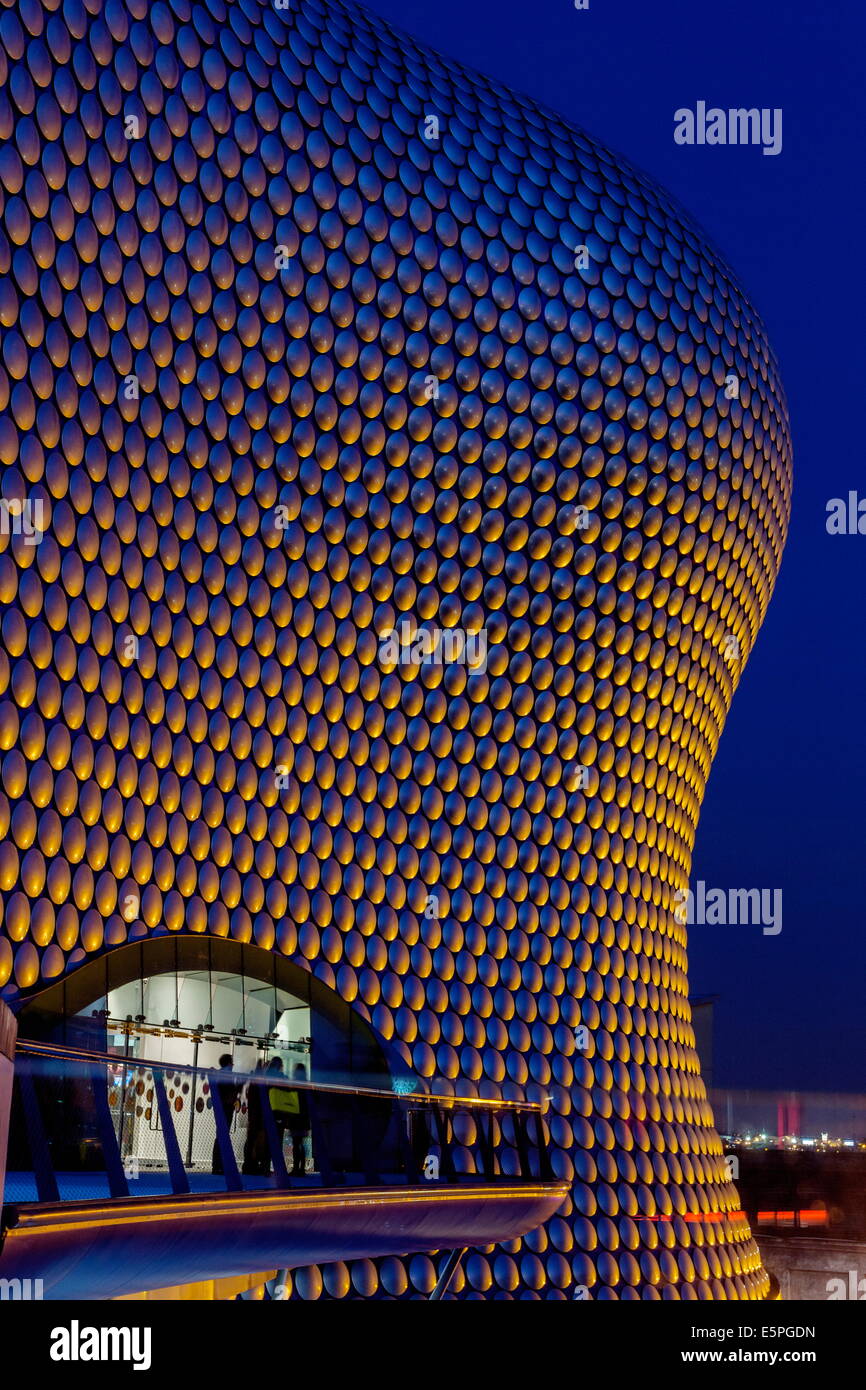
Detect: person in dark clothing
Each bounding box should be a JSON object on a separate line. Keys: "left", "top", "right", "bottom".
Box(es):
{"left": 286, "top": 1063, "right": 311, "bottom": 1177}
{"left": 242, "top": 1060, "right": 268, "bottom": 1175}
{"left": 211, "top": 1053, "right": 239, "bottom": 1175}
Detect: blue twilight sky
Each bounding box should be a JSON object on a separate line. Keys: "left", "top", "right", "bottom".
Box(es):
{"left": 358, "top": 0, "right": 866, "bottom": 1090}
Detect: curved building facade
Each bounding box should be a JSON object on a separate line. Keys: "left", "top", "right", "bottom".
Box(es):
{"left": 0, "top": 0, "right": 792, "bottom": 1298}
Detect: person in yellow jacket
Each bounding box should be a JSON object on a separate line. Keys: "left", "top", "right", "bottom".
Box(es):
{"left": 268, "top": 1060, "right": 310, "bottom": 1176}
{"left": 287, "top": 1063, "right": 311, "bottom": 1176}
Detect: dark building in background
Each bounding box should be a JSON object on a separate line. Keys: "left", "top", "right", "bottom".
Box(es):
{"left": 690, "top": 996, "right": 715, "bottom": 1093}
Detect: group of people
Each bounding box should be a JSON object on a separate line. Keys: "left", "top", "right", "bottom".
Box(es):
{"left": 211, "top": 1055, "right": 311, "bottom": 1177}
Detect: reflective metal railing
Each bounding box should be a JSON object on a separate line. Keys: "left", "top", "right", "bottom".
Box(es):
{"left": 5, "top": 1040, "right": 553, "bottom": 1205}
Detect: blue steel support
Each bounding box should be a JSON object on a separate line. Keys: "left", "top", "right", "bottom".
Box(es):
{"left": 152, "top": 1069, "right": 190, "bottom": 1196}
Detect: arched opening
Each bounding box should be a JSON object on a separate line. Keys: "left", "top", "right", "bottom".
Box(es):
{"left": 9, "top": 939, "right": 407, "bottom": 1193}
{"left": 15, "top": 937, "right": 396, "bottom": 1092}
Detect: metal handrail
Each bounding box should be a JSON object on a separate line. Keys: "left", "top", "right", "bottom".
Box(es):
{"left": 8, "top": 1040, "right": 556, "bottom": 1205}
{"left": 14, "top": 1039, "right": 542, "bottom": 1112}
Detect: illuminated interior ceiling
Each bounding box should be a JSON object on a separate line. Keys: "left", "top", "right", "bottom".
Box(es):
{"left": 0, "top": 0, "right": 792, "bottom": 1299}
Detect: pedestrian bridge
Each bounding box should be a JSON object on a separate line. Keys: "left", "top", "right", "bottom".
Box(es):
{"left": 0, "top": 1038, "right": 567, "bottom": 1299}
